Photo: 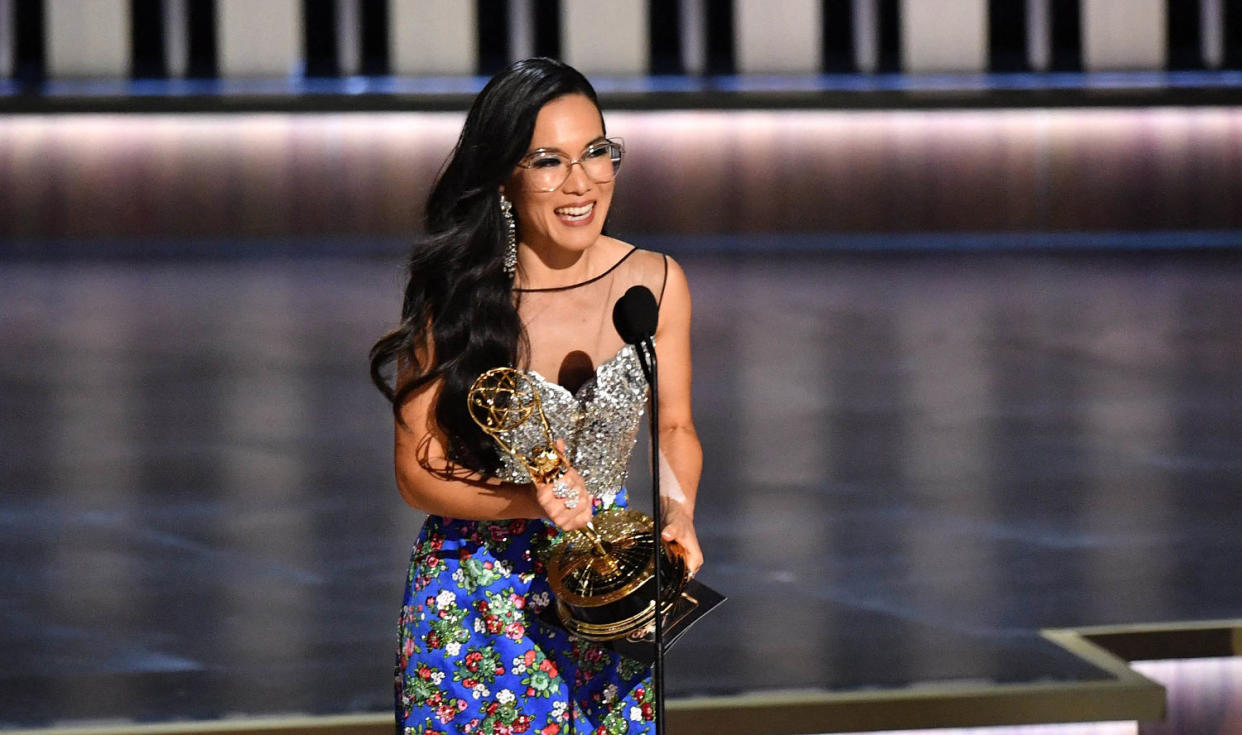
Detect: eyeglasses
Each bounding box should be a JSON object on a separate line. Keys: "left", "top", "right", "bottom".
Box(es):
{"left": 515, "top": 138, "right": 624, "bottom": 192}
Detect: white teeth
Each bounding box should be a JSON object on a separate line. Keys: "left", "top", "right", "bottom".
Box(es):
{"left": 555, "top": 203, "right": 594, "bottom": 218}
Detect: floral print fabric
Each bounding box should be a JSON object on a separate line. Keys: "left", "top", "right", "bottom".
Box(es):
{"left": 396, "top": 491, "right": 655, "bottom": 734}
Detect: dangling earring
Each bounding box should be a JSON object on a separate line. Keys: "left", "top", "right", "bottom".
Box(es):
{"left": 500, "top": 192, "right": 517, "bottom": 278}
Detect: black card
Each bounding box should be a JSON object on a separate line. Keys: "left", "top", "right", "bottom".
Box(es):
{"left": 535, "top": 580, "right": 726, "bottom": 665}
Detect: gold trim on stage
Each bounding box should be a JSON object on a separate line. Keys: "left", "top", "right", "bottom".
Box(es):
{"left": 21, "top": 620, "right": 1242, "bottom": 735}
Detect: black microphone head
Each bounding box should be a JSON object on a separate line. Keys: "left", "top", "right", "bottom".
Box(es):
{"left": 612, "top": 285, "right": 658, "bottom": 344}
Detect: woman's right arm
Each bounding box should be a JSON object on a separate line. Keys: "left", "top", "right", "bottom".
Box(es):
{"left": 393, "top": 378, "right": 593, "bottom": 529}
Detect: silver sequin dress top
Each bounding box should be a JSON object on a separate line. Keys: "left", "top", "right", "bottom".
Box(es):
{"left": 492, "top": 344, "right": 649, "bottom": 504}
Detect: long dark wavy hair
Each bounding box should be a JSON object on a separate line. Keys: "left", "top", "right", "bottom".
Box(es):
{"left": 369, "top": 57, "right": 603, "bottom": 473}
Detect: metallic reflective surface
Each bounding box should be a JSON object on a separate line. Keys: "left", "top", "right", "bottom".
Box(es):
{"left": 1132, "top": 658, "right": 1242, "bottom": 735}
{"left": 2, "top": 247, "right": 1242, "bottom": 726}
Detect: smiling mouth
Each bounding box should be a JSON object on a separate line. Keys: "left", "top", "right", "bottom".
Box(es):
{"left": 554, "top": 202, "right": 595, "bottom": 221}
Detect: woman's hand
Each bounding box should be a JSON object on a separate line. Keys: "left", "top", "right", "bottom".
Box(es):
{"left": 532, "top": 440, "right": 593, "bottom": 531}
{"left": 660, "top": 498, "right": 703, "bottom": 578}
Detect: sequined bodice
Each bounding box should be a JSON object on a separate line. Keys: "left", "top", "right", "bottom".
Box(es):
{"left": 493, "top": 344, "right": 649, "bottom": 498}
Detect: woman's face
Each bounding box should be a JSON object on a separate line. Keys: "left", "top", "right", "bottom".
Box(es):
{"left": 506, "top": 94, "right": 613, "bottom": 258}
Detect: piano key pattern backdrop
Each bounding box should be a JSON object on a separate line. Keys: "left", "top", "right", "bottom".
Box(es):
{"left": 2, "top": 0, "right": 1242, "bottom": 84}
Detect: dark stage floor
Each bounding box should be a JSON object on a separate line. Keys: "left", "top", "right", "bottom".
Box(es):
{"left": 2, "top": 247, "right": 1241, "bottom": 728}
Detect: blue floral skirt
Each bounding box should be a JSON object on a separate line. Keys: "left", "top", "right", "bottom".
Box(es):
{"left": 396, "top": 490, "right": 655, "bottom": 735}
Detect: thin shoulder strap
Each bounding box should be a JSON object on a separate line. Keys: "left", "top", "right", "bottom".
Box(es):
{"left": 657, "top": 253, "right": 669, "bottom": 307}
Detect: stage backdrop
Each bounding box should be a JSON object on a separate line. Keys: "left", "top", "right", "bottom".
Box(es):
{"left": 2, "top": 108, "right": 1241, "bottom": 244}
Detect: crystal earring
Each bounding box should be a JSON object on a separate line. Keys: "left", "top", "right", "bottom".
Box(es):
{"left": 500, "top": 193, "right": 517, "bottom": 278}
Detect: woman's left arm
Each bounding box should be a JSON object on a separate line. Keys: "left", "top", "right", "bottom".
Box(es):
{"left": 653, "top": 256, "right": 704, "bottom": 576}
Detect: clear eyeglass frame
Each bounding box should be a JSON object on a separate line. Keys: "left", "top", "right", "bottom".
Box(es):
{"left": 514, "top": 137, "right": 625, "bottom": 193}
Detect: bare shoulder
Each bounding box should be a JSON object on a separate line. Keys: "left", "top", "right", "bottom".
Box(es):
{"left": 612, "top": 243, "right": 689, "bottom": 327}
{"left": 659, "top": 254, "right": 691, "bottom": 314}
{"left": 599, "top": 236, "right": 688, "bottom": 293}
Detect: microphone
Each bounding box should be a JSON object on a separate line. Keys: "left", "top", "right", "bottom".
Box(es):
{"left": 612, "top": 285, "right": 658, "bottom": 346}
{"left": 613, "top": 283, "right": 667, "bottom": 733}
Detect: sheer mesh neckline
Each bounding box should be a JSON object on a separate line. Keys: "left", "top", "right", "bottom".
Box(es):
{"left": 513, "top": 246, "right": 638, "bottom": 293}
{"left": 515, "top": 246, "right": 665, "bottom": 392}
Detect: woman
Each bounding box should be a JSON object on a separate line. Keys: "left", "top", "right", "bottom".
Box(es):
{"left": 370, "top": 57, "right": 703, "bottom": 735}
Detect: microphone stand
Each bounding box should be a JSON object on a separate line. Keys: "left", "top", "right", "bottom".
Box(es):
{"left": 632, "top": 336, "right": 665, "bottom": 734}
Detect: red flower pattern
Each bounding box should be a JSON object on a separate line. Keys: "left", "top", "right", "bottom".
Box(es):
{"left": 397, "top": 507, "right": 652, "bottom": 734}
